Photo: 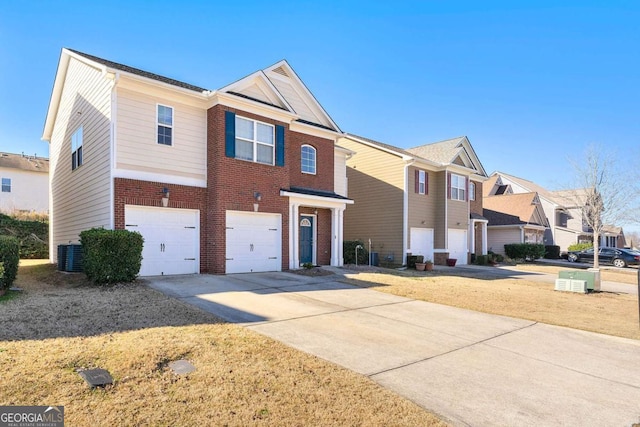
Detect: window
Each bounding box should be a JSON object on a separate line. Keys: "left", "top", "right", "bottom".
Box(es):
{"left": 418, "top": 170, "right": 426, "bottom": 194}
{"left": 301, "top": 145, "right": 316, "bottom": 174}
{"left": 157, "top": 104, "right": 173, "bottom": 146}
{"left": 235, "top": 116, "right": 274, "bottom": 165}
{"left": 71, "top": 126, "right": 83, "bottom": 170}
{"left": 1, "top": 178, "right": 10, "bottom": 192}
{"left": 469, "top": 181, "right": 476, "bottom": 201}
{"left": 450, "top": 173, "right": 466, "bottom": 201}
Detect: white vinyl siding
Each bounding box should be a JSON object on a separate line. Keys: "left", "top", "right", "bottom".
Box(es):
{"left": 268, "top": 77, "right": 323, "bottom": 125}
{"left": 115, "top": 85, "right": 207, "bottom": 184}
{"left": 49, "top": 57, "right": 112, "bottom": 258}
{"left": 0, "top": 168, "right": 48, "bottom": 212}
{"left": 487, "top": 228, "right": 522, "bottom": 256}
{"left": 334, "top": 151, "right": 348, "bottom": 197}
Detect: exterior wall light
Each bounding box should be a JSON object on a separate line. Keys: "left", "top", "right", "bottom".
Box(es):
{"left": 162, "top": 187, "right": 170, "bottom": 207}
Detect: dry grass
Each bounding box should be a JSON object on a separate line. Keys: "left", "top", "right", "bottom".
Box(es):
{"left": 513, "top": 263, "right": 639, "bottom": 285}
{"left": 1, "top": 261, "right": 446, "bottom": 426}
{"left": 342, "top": 268, "right": 640, "bottom": 341}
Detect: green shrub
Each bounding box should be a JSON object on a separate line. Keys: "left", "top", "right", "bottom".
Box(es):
{"left": 475, "top": 254, "right": 489, "bottom": 265}
{"left": 544, "top": 245, "right": 561, "bottom": 259}
{"left": 302, "top": 262, "right": 314, "bottom": 270}
{"left": 0, "top": 236, "right": 20, "bottom": 289}
{"left": 80, "top": 228, "right": 143, "bottom": 284}
{"left": 567, "top": 242, "right": 593, "bottom": 252}
{"left": 504, "top": 243, "right": 545, "bottom": 261}
{"left": 343, "top": 240, "right": 369, "bottom": 265}
{"left": 0, "top": 213, "right": 49, "bottom": 259}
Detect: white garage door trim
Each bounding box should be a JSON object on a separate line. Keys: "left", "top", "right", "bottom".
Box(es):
{"left": 410, "top": 227, "right": 434, "bottom": 261}
{"left": 448, "top": 228, "right": 468, "bottom": 265}
{"left": 226, "top": 210, "right": 282, "bottom": 274}
{"left": 125, "top": 205, "right": 200, "bottom": 276}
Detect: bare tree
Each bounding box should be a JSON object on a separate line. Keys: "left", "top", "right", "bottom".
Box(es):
{"left": 562, "top": 144, "right": 634, "bottom": 268}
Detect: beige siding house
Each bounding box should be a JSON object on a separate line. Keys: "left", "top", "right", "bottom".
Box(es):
{"left": 339, "top": 134, "right": 488, "bottom": 266}
{"left": 42, "top": 48, "right": 353, "bottom": 274}
{"left": 0, "top": 152, "right": 49, "bottom": 213}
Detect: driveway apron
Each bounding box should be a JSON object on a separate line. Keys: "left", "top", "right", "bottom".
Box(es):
{"left": 146, "top": 272, "right": 640, "bottom": 427}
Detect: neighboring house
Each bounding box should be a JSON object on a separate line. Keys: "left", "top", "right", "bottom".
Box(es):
{"left": 338, "top": 134, "right": 488, "bottom": 266}
{"left": 484, "top": 172, "right": 623, "bottom": 252}
{"left": 42, "top": 48, "right": 353, "bottom": 275}
{"left": 483, "top": 192, "right": 548, "bottom": 255}
{"left": 0, "top": 152, "right": 49, "bottom": 213}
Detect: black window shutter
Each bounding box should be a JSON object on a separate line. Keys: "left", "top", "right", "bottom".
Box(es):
{"left": 275, "top": 125, "right": 285, "bottom": 166}
{"left": 225, "top": 111, "right": 235, "bottom": 158}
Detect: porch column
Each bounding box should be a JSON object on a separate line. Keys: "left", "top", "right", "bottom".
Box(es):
{"left": 290, "top": 203, "right": 299, "bottom": 269}
{"left": 338, "top": 208, "right": 345, "bottom": 266}
{"left": 482, "top": 222, "right": 488, "bottom": 255}
{"left": 330, "top": 208, "right": 338, "bottom": 266}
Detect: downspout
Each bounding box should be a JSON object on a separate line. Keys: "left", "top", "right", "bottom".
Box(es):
{"left": 403, "top": 158, "right": 416, "bottom": 265}
{"left": 105, "top": 71, "right": 120, "bottom": 230}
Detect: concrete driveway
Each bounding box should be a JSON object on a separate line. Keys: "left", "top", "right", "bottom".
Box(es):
{"left": 146, "top": 271, "right": 640, "bottom": 426}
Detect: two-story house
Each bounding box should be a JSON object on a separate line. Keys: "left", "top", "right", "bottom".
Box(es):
{"left": 0, "top": 152, "right": 49, "bottom": 213}
{"left": 338, "top": 134, "right": 488, "bottom": 266}
{"left": 42, "top": 48, "right": 352, "bottom": 275}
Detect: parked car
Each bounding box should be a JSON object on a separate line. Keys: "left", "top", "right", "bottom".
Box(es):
{"left": 567, "top": 247, "right": 640, "bottom": 268}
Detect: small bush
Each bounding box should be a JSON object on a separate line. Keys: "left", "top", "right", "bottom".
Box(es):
{"left": 0, "top": 213, "right": 49, "bottom": 259}
{"left": 567, "top": 242, "right": 593, "bottom": 252}
{"left": 0, "top": 236, "right": 20, "bottom": 290}
{"left": 343, "top": 240, "right": 369, "bottom": 265}
{"left": 504, "top": 243, "right": 545, "bottom": 261}
{"left": 475, "top": 254, "right": 489, "bottom": 265}
{"left": 80, "top": 228, "right": 143, "bottom": 284}
{"left": 544, "top": 245, "right": 561, "bottom": 259}
{"left": 302, "top": 262, "right": 314, "bottom": 270}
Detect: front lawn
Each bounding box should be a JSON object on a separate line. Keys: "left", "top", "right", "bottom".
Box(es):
{"left": 0, "top": 261, "right": 446, "bottom": 426}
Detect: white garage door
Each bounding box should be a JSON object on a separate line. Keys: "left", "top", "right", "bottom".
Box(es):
{"left": 125, "top": 206, "right": 199, "bottom": 276}
{"left": 226, "top": 211, "right": 281, "bottom": 274}
{"left": 448, "top": 229, "right": 468, "bottom": 265}
{"left": 410, "top": 227, "right": 434, "bottom": 261}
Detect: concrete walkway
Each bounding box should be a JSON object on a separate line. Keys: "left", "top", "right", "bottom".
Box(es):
{"left": 146, "top": 271, "right": 640, "bottom": 427}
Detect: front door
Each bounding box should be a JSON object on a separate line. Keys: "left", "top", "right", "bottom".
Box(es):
{"left": 299, "top": 215, "right": 314, "bottom": 264}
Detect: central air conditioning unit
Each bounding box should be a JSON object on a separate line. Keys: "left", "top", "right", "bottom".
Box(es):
{"left": 555, "top": 278, "right": 587, "bottom": 294}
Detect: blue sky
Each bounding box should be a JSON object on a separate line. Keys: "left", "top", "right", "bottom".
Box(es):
{"left": 1, "top": 0, "right": 638, "bottom": 195}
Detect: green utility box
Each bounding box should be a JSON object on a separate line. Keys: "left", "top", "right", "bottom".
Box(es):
{"left": 559, "top": 270, "right": 596, "bottom": 291}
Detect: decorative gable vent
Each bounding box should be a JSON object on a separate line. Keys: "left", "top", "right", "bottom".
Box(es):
{"left": 272, "top": 66, "right": 289, "bottom": 77}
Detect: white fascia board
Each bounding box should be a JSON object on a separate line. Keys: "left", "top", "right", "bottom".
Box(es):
{"left": 116, "top": 73, "right": 210, "bottom": 101}
{"left": 212, "top": 92, "right": 297, "bottom": 123}
{"left": 334, "top": 145, "right": 355, "bottom": 156}
{"left": 42, "top": 51, "right": 72, "bottom": 141}
{"left": 280, "top": 190, "right": 354, "bottom": 206}
{"left": 113, "top": 168, "right": 207, "bottom": 188}
{"left": 343, "top": 135, "right": 414, "bottom": 161}
{"left": 219, "top": 70, "right": 294, "bottom": 113}
{"left": 265, "top": 60, "right": 341, "bottom": 132}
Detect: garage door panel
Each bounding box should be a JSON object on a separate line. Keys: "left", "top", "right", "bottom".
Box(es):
{"left": 125, "top": 206, "right": 199, "bottom": 276}
{"left": 226, "top": 211, "right": 281, "bottom": 274}
{"left": 448, "top": 229, "right": 468, "bottom": 265}
{"left": 410, "top": 227, "right": 434, "bottom": 261}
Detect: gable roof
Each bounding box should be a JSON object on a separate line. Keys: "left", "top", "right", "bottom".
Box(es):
{"left": 483, "top": 192, "right": 548, "bottom": 227}
{"left": 221, "top": 60, "right": 340, "bottom": 132}
{"left": 406, "top": 136, "right": 487, "bottom": 177}
{"left": 68, "top": 49, "right": 209, "bottom": 93}
{"left": 0, "top": 152, "right": 49, "bottom": 173}
{"left": 343, "top": 133, "right": 487, "bottom": 177}
{"left": 44, "top": 49, "right": 341, "bottom": 141}
{"left": 488, "top": 171, "right": 558, "bottom": 203}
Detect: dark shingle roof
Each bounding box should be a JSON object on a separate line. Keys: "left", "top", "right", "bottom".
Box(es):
{"left": 68, "top": 49, "right": 209, "bottom": 93}
{"left": 285, "top": 186, "right": 352, "bottom": 201}
{"left": 483, "top": 209, "right": 526, "bottom": 226}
